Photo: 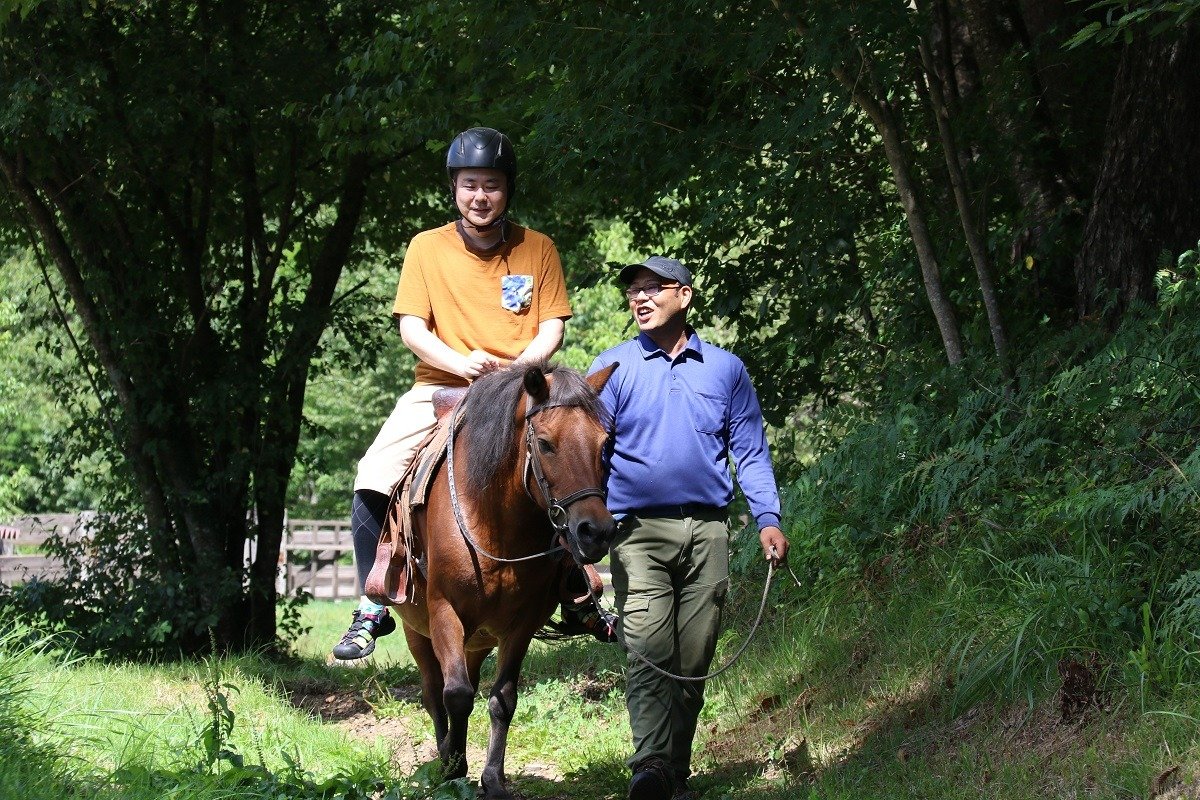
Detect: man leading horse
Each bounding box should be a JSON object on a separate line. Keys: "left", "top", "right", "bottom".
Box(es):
{"left": 590, "top": 256, "right": 791, "bottom": 800}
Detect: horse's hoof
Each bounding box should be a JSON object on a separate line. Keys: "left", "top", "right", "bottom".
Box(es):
{"left": 481, "top": 769, "right": 511, "bottom": 799}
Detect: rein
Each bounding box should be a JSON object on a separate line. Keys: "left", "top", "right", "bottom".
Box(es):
{"left": 445, "top": 399, "right": 604, "bottom": 564}
{"left": 589, "top": 546, "right": 800, "bottom": 683}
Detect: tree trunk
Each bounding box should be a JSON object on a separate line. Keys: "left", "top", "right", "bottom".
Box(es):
{"left": 918, "top": 37, "right": 1013, "bottom": 380}
{"left": 847, "top": 73, "right": 965, "bottom": 365}
{"left": 1076, "top": 22, "right": 1200, "bottom": 321}
{"left": 958, "top": 0, "right": 1077, "bottom": 217}
{"left": 242, "top": 153, "right": 371, "bottom": 649}
{"left": 956, "top": 0, "right": 1083, "bottom": 316}
{"left": 772, "top": 0, "right": 965, "bottom": 365}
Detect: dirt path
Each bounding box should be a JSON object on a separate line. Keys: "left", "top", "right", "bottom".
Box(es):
{"left": 287, "top": 679, "right": 566, "bottom": 785}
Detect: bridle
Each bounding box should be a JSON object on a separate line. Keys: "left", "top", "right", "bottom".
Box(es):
{"left": 522, "top": 401, "right": 606, "bottom": 530}
{"left": 446, "top": 398, "right": 606, "bottom": 564}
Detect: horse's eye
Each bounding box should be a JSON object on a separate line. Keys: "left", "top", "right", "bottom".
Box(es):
{"left": 537, "top": 438, "right": 555, "bottom": 455}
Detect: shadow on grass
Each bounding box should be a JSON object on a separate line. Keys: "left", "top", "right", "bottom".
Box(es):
{"left": 506, "top": 755, "right": 809, "bottom": 800}
{"left": 232, "top": 650, "right": 424, "bottom": 721}
{"left": 265, "top": 609, "right": 963, "bottom": 799}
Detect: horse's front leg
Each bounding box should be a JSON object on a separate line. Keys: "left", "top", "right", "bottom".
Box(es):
{"left": 428, "top": 605, "right": 476, "bottom": 780}
{"left": 402, "top": 623, "right": 448, "bottom": 746}
{"left": 480, "top": 633, "right": 535, "bottom": 799}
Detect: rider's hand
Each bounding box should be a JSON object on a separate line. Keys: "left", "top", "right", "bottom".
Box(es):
{"left": 759, "top": 526, "right": 789, "bottom": 565}
{"left": 463, "top": 349, "right": 503, "bottom": 379}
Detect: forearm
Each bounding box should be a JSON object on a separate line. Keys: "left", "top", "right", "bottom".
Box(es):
{"left": 732, "top": 436, "right": 782, "bottom": 528}
{"left": 397, "top": 315, "right": 471, "bottom": 379}
{"left": 513, "top": 318, "right": 565, "bottom": 365}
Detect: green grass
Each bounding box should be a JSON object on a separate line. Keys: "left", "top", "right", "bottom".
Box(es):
{"left": 5, "top": 589, "right": 1200, "bottom": 800}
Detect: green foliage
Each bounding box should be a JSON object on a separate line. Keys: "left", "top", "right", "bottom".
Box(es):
{"left": 1068, "top": 0, "right": 1200, "bottom": 46}
{"left": 0, "top": 512, "right": 228, "bottom": 655}
{"left": 0, "top": 0, "right": 483, "bottom": 650}
{"left": 768, "top": 263, "right": 1200, "bottom": 706}
{"left": 0, "top": 250, "right": 99, "bottom": 514}
{"left": 433, "top": 0, "right": 918, "bottom": 418}
{"left": 461, "top": 0, "right": 1111, "bottom": 419}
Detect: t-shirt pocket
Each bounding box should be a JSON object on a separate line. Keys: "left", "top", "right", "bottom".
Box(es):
{"left": 501, "top": 274, "right": 534, "bottom": 312}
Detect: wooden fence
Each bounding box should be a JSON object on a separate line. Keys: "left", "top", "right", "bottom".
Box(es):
{"left": 280, "top": 519, "right": 359, "bottom": 600}
{"left": 0, "top": 514, "right": 361, "bottom": 601}
{"left": 0, "top": 514, "right": 90, "bottom": 587}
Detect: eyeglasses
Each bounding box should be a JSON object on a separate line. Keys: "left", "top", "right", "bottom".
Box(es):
{"left": 624, "top": 283, "right": 681, "bottom": 301}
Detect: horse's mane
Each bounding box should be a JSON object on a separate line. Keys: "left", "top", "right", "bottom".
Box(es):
{"left": 459, "top": 362, "right": 609, "bottom": 498}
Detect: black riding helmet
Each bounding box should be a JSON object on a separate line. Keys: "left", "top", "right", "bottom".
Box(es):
{"left": 446, "top": 127, "right": 517, "bottom": 200}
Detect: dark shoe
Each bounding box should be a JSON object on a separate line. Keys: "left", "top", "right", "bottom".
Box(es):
{"left": 628, "top": 757, "right": 673, "bottom": 800}
{"left": 559, "top": 603, "right": 619, "bottom": 643}
{"left": 331, "top": 609, "right": 396, "bottom": 660}
{"left": 673, "top": 782, "right": 698, "bottom": 800}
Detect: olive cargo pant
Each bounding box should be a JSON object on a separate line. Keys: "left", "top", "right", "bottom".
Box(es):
{"left": 611, "top": 510, "right": 729, "bottom": 781}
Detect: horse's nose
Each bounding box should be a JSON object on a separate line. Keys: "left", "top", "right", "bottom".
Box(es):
{"left": 573, "top": 516, "right": 616, "bottom": 563}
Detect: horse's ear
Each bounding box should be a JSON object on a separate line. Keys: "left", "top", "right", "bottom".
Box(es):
{"left": 586, "top": 362, "right": 618, "bottom": 394}
{"left": 523, "top": 366, "right": 550, "bottom": 404}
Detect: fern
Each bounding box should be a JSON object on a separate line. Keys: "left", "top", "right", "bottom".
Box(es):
{"left": 771, "top": 283, "right": 1200, "bottom": 705}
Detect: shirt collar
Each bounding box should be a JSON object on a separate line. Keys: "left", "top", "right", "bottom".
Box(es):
{"left": 636, "top": 329, "right": 705, "bottom": 361}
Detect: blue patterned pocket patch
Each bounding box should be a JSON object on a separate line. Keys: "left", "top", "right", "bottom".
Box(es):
{"left": 501, "top": 275, "right": 534, "bottom": 312}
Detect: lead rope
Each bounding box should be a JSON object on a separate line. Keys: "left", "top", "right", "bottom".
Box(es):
{"left": 589, "top": 546, "right": 802, "bottom": 683}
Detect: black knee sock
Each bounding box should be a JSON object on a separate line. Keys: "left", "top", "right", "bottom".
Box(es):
{"left": 351, "top": 489, "right": 389, "bottom": 590}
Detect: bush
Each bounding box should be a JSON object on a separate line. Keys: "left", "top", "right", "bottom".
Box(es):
{"left": 766, "top": 257, "right": 1200, "bottom": 704}
{"left": 0, "top": 511, "right": 309, "bottom": 658}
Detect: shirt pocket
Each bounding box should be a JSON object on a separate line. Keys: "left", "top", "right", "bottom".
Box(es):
{"left": 691, "top": 390, "right": 727, "bottom": 435}
{"left": 500, "top": 274, "right": 534, "bottom": 312}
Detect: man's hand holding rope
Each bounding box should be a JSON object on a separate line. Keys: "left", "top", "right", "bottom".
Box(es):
{"left": 760, "top": 525, "right": 789, "bottom": 565}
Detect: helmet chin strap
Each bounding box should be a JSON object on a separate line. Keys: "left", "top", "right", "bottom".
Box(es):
{"left": 459, "top": 206, "right": 510, "bottom": 244}
{"left": 461, "top": 212, "right": 507, "bottom": 233}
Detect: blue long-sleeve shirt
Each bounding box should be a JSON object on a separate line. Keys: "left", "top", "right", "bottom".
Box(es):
{"left": 587, "top": 331, "right": 782, "bottom": 530}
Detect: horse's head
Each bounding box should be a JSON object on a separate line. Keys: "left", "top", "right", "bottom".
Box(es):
{"left": 520, "top": 363, "right": 619, "bottom": 564}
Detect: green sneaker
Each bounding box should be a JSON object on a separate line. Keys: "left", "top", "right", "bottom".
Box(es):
{"left": 331, "top": 609, "right": 396, "bottom": 660}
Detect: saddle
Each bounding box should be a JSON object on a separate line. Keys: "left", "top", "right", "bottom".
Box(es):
{"left": 363, "top": 385, "right": 607, "bottom": 610}
{"left": 363, "top": 388, "right": 466, "bottom": 606}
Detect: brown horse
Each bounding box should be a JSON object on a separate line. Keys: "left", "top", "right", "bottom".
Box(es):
{"left": 380, "top": 362, "right": 618, "bottom": 799}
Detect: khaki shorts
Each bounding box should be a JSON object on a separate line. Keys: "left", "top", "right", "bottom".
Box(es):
{"left": 353, "top": 383, "right": 442, "bottom": 495}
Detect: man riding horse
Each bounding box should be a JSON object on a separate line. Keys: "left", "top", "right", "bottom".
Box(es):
{"left": 332, "top": 127, "right": 615, "bottom": 661}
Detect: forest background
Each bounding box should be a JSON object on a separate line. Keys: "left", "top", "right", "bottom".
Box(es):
{"left": 1, "top": 0, "right": 1200, "bottom": 763}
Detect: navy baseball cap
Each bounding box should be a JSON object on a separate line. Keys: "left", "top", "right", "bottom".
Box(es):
{"left": 618, "top": 255, "right": 693, "bottom": 286}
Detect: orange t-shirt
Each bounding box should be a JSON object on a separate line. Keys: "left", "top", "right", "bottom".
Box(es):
{"left": 392, "top": 222, "right": 572, "bottom": 386}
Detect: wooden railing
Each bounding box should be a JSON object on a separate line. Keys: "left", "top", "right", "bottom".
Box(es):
{"left": 281, "top": 519, "right": 359, "bottom": 600}
{"left": 0, "top": 514, "right": 361, "bottom": 601}
{"left": 0, "top": 514, "right": 91, "bottom": 587}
